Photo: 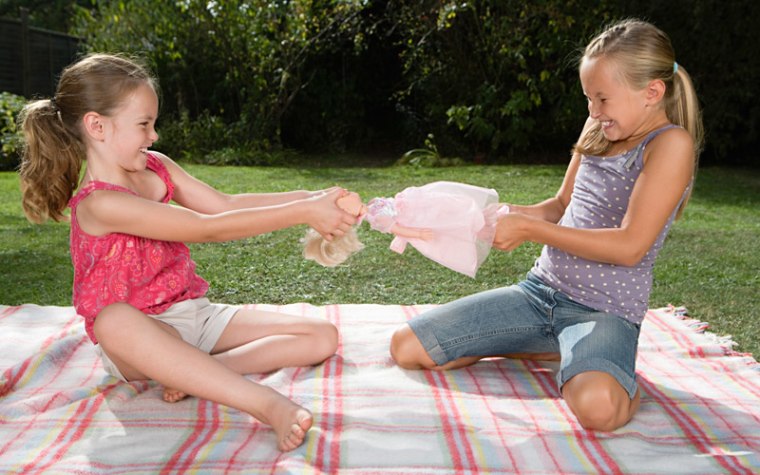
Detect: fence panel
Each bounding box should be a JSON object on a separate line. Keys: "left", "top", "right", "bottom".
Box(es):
{"left": 0, "top": 14, "right": 80, "bottom": 98}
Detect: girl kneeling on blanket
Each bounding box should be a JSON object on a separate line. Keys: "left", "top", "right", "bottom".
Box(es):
{"left": 18, "top": 53, "right": 358, "bottom": 452}
{"left": 390, "top": 19, "right": 703, "bottom": 431}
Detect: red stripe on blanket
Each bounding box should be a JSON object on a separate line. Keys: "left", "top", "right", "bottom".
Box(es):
{"left": 21, "top": 387, "right": 112, "bottom": 475}
{"left": 645, "top": 311, "right": 760, "bottom": 402}
{"left": 499, "top": 361, "right": 561, "bottom": 471}
{"left": 426, "top": 369, "right": 480, "bottom": 472}
{"left": 315, "top": 304, "right": 344, "bottom": 473}
{"left": 464, "top": 366, "right": 519, "bottom": 472}
{"left": 402, "top": 305, "right": 480, "bottom": 470}
{"left": 0, "top": 318, "right": 81, "bottom": 398}
{"left": 525, "top": 359, "right": 623, "bottom": 474}
{"left": 638, "top": 377, "right": 748, "bottom": 474}
{"left": 643, "top": 315, "right": 760, "bottom": 441}
{"left": 161, "top": 399, "right": 220, "bottom": 474}
{"left": 646, "top": 309, "right": 707, "bottom": 360}
{"left": 0, "top": 305, "right": 21, "bottom": 319}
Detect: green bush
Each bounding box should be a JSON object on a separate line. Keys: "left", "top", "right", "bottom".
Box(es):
{"left": 386, "top": 0, "right": 614, "bottom": 161}
{"left": 61, "top": 0, "right": 760, "bottom": 165}
{"left": 73, "top": 0, "right": 367, "bottom": 160}
{"left": 0, "top": 92, "right": 25, "bottom": 171}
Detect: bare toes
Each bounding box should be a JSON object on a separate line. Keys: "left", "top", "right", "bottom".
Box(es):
{"left": 276, "top": 408, "right": 313, "bottom": 452}
{"left": 163, "top": 387, "right": 188, "bottom": 403}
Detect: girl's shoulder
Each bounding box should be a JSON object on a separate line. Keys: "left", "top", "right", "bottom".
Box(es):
{"left": 641, "top": 125, "right": 694, "bottom": 169}
{"left": 643, "top": 125, "right": 692, "bottom": 155}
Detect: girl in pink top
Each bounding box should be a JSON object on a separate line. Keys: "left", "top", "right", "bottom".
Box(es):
{"left": 18, "top": 53, "right": 357, "bottom": 452}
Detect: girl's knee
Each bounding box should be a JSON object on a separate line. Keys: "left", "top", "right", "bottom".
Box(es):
{"left": 390, "top": 325, "right": 435, "bottom": 370}
{"left": 563, "top": 372, "right": 637, "bottom": 431}
{"left": 298, "top": 319, "right": 338, "bottom": 364}
{"left": 315, "top": 321, "right": 339, "bottom": 360}
{"left": 93, "top": 303, "right": 140, "bottom": 340}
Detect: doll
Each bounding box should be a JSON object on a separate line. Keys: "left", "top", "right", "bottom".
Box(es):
{"left": 303, "top": 181, "right": 508, "bottom": 277}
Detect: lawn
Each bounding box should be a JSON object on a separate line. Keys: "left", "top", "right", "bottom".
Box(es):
{"left": 1, "top": 162, "right": 758, "bottom": 357}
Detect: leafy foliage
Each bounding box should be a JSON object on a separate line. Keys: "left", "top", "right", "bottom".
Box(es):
{"left": 0, "top": 92, "right": 25, "bottom": 170}
{"left": 72, "top": 0, "right": 367, "bottom": 155}
{"left": 5, "top": 0, "right": 757, "bottom": 165}
{"left": 385, "top": 0, "right": 619, "bottom": 161}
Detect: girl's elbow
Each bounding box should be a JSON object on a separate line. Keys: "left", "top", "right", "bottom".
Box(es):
{"left": 613, "top": 247, "right": 647, "bottom": 267}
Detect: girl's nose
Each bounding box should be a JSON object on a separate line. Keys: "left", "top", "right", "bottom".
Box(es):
{"left": 588, "top": 101, "right": 600, "bottom": 118}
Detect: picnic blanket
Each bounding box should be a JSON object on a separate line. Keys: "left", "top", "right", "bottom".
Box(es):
{"left": 1, "top": 303, "right": 758, "bottom": 474}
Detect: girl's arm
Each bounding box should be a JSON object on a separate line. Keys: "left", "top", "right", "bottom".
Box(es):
{"left": 505, "top": 152, "right": 580, "bottom": 224}
{"left": 156, "top": 152, "right": 335, "bottom": 213}
{"left": 493, "top": 127, "right": 694, "bottom": 266}
{"left": 76, "top": 182, "right": 356, "bottom": 244}
{"left": 77, "top": 189, "right": 355, "bottom": 243}
{"left": 504, "top": 117, "right": 594, "bottom": 224}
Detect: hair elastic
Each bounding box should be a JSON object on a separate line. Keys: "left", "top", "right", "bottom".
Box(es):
{"left": 673, "top": 62, "right": 679, "bottom": 74}
{"left": 49, "top": 97, "right": 59, "bottom": 112}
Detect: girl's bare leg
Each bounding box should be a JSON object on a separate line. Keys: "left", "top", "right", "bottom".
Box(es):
{"left": 164, "top": 308, "right": 338, "bottom": 403}
{"left": 94, "top": 303, "right": 313, "bottom": 451}
{"left": 210, "top": 307, "right": 339, "bottom": 374}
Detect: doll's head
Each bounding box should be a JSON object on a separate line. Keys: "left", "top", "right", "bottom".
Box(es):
{"left": 302, "top": 191, "right": 366, "bottom": 267}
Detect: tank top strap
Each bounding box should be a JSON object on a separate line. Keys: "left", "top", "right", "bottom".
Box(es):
{"left": 146, "top": 153, "right": 175, "bottom": 203}
{"left": 641, "top": 124, "right": 679, "bottom": 147}
{"left": 624, "top": 124, "right": 681, "bottom": 170}
{"left": 68, "top": 181, "right": 135, "bottom": 209}
{"left": 69, "top": 153, "right": 174, "bottom": 209}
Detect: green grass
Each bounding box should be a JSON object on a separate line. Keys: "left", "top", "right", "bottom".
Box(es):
{"left": 2, "top": 163, "right": 758, "bottom": 357}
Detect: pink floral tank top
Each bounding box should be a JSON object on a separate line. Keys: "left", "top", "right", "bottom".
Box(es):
{"left": 69, "top": 154, "right": 209, "bottom": 343}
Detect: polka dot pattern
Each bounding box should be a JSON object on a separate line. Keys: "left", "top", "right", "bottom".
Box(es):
{"left": 532, "top": 126, "right": 686, "bottom": 324}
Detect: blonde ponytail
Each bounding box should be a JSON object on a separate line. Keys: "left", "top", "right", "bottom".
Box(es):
{"left": 18, "top": 99, "right": 84, "bottom": 223}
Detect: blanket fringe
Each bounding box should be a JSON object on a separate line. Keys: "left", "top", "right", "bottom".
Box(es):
{"left": 664, "top": 304, "right": 758, "bottom": 369}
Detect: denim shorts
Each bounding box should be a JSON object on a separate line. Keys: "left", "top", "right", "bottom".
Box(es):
{"left": 408, "top": 273, "right": 641, "bottom": 398}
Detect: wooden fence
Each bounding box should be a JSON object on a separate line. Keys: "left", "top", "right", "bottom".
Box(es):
{"left": 0, "top": 9, "right": 80, "bottom": 98}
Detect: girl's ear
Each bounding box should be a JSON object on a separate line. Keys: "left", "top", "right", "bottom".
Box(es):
{"left": 645, "top": 79, "right": 666, "bottom": 106}
{"left": 82, "top": 112, "right": 105, "bottom": 141}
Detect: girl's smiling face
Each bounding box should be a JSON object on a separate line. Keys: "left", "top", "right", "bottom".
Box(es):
{"left": 580, "top": 56, "right": 650, "bottom": 145}
{"left": 102, "top": 82, "right": 159, "bottom": 171}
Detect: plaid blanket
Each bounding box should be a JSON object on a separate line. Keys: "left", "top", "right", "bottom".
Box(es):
{"left": 1, "top": 303, "right": 758, "bottom": 474}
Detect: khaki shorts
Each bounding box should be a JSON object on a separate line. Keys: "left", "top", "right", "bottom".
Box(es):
{"left": 95, "top": 298, "right": 240, "bottom": 381}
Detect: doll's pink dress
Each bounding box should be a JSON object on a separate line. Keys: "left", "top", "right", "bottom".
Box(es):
{"left": 364, "top": 181, "right": 507, "bottom": 278}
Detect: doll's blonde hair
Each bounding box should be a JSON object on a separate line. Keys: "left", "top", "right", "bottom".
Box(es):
{"left": 302, "top": 227, "right": 365, "bottom": 267}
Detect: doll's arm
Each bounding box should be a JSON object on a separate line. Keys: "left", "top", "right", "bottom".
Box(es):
{"left": 389, "top": 223, "right": 434, "bottom": 241}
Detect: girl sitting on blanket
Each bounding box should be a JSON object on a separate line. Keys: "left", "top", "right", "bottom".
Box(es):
{"left": 18, "top": 53, "right": 358, "bottom": 452}
{"left": 389, "top": 19, "right": 703, "bottom": 431}
{"left": 302, "top": 181, "right": 509, "bottom": 278}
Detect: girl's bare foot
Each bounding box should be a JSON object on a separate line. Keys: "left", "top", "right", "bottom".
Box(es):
{"left": 278, "top": 407, "right": 313, "bottom": 452}
{"left": 260, "top": 396, "right": 314, "bottom": 451}
{"left": 163, "top": 387, "right": 188, "bottom": 403}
